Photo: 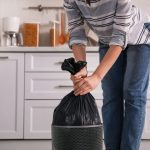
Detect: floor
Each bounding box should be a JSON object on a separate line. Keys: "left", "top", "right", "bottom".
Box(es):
{"left": 0, "top": 140, "right": 149, "bottom": 150}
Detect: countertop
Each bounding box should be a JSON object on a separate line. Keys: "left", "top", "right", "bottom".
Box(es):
{"left": 0, "top": 45, "right": 99, "bottom": 53}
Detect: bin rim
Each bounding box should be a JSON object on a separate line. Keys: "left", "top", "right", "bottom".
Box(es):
{"left": 51, "top": 124, "right": 103, "bottom": 128}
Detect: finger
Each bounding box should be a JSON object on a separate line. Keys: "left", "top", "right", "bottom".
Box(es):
{"left": 74, "top": 73, "right": 87, "bottom": 78}
{"left": 74, "top": 79, "right": 86, "bottom": 91}
{"left": 74, "top": 69, "right": 87, "bottom": 78}
{"left": 74, "top": 78, "right": 82, "bottom": 83}
{"left": 74, "top": 82, "right": 88, "bottom": 94}
{"left": 74, "top": 82, "right": 90, "bottom": 92}
{"left": 70, "top": 75, "right": 81, "bottom": 85}
{"left": 80, "top": 88, "right": 92, "bottom": 95}
{"left": 74, "top": 86, "right": 91, "bottom": 96}
{"left": 71, "top": 75, "right": 81, "bottom": 80}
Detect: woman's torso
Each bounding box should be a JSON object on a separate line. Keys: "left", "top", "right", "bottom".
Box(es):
{"left": 74, "top": 0, "right": 150, "bottom": 45}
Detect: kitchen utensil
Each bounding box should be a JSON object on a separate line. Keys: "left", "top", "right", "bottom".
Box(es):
{"left": 65, "top": 31, "right": 70, "bottom": 43}
{"left": 59, "top": 12, "right": 66, "bottom": 45}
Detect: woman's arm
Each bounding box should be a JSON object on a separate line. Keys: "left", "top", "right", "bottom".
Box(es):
{"left": 72, "top": 44, "right": 86, "bottom": 61}
{"left": 70, "top": 44, "right": 88, "bottom": 84}
{"left": 64, "top": 0, "right": 87, "bottom": 48}
{"left": 74, "top": 45, "right": 123, "bottom": 96}
{"left": 93, "top": 45, "right": 122, "bottom": 80}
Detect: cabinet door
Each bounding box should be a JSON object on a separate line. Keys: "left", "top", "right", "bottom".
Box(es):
{"left": 142, "top": 101, "right": 150, "bottom": 139}
{"left": 147, "top": 84, "right": 150, "bottom": 99}
{"left": 24, "top": 100, "right": 60, "bottom": 139}
{"left": 0, "top": 53, "right": 24, "bottom": 139}
{"left": 24, "top": 100, "right": 102, "bottom": 139}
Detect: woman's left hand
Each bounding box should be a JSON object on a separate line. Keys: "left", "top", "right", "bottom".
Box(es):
{"left": 73, "top": 73, "right": 101, "bottom": 96}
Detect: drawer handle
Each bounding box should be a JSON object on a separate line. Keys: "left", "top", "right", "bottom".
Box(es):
{"left": 55, "top": 61, "right": 63, "bottom": 65}
{"left": 0, "top": 56, "right": 9, "bottom": 59}
{"left": 56, "top": 85, "right": 73, "bottom": 88}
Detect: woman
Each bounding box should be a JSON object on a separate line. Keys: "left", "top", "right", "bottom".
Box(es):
{"left": 64, "top": 0, "right": 150, "bottom": 150}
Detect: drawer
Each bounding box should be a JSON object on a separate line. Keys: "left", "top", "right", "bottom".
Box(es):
{"left": 24, "top": 100, "right": 102, "bottom": 139}
{"left": 25, "top": 53, "right": 99, "bottom": 72}
{"left": 25, "top": 72, "right": 103, "bottom": 100}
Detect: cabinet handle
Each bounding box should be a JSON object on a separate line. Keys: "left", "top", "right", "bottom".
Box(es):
{"left": 56, "top": 85, "right": 73, "bottom": 88}
{"left": 55, "top": 61, "right": 63, "bottom": 65}
{"left": 0, "top": 56, "right": 9, "bottom": 59}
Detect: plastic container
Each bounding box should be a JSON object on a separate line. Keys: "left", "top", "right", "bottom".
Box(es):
{"left": 22, "top": 22, "right": 39, "bottom": 47}
{"left": 49, "top": 21, "right": 60, "bottom": 47}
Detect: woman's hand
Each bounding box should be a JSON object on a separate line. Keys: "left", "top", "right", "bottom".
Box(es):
{"left": 70, "top": 67, "right": 88, "bottom": 85}
{"left": 73, "top": 73, "right": 101, "bottom": 96}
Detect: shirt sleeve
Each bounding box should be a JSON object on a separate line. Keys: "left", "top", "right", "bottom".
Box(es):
{"left": 109, "top": 0, "right": 133, "bottom": 49}
{"left": 64, "top": 0, "right": 87, "bottom": 48}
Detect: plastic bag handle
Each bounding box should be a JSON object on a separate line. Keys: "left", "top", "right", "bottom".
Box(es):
{"left": 61, "top": 57, "right": 87, "bottom": 75}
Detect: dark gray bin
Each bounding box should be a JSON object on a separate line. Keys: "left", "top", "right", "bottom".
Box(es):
{"left": 52, "top": 125, "right": 103, "bottom": 150}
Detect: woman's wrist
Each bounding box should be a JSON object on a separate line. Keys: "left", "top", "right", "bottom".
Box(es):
{"left": 72, "top": 44, "right": 86, "bottom": 61}
{"left": 92, "top": 71, "right": 102, "bottom": 81}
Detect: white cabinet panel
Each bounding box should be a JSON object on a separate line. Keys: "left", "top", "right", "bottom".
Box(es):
{"left": 96, "top": 100, "right": 103, "bottom": 124}
{"left": 25, "top": 72, "right": 103, "bottom": 100}
{"left": 25, "top": 53, "right": 99, "bottom": 72}
{"left": 0, "top": 53, "right": 24, "bottom": 139}
{"left": 142, "top": 101, "right": 150, "bottom": 139}
{"left": 24, "top": 100, "right": 60, "bottom": 139}
{"left": 147, "top": 84, "right": 150, "bottom": 99}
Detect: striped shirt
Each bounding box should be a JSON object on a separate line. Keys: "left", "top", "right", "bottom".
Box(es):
{"left": 64, "top": 0, "right": 150, "bottom": 49}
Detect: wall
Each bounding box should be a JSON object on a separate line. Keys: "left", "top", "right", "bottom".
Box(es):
{"left": 0, "top": 0, "right": 63, "bottom": 23}
{"left": 0, "top": 0, "right": 150, "bottom": 29}
{"left": 0, "top": 0, "right": 64, "bottom": 46}
{"left": 0, "top": 0, "right": 150, "bottom": 46}
{"left": 133, "top": 0, "right": 150, "bottom": 14}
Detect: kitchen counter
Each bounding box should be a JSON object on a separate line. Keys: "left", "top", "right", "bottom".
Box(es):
{"left": 0, "top": 45, "right": 99, "bottom": 53}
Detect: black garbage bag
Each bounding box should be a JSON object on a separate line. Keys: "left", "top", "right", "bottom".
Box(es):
{"left": 52, "top": 57, "right": 103, "bottom": 150}
{"left": 52, "top": 57, "right": 101, "bottom": 126}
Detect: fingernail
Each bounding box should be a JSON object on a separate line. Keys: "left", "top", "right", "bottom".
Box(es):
{"left": 74, "top": 92, "right": 78, "bottom": 96}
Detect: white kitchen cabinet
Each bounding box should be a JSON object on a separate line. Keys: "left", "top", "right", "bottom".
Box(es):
{"left": 0, "top": 53, "right": 24, "bottom": 139}
{"left": 24, "top": 52, "right": 103, "bottom": 139}
{"left": 24, "top": 99, "right": 102, "bottom": 139}
{"left": 147, "top": 85, "right": 150, "bottom": 99}
{"left": 24, "top": 100, "right": 60, "bottom": 139}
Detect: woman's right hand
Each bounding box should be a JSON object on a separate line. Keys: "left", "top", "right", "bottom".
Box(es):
{"left": 70, "top": 67, "right": 88, "bottom": 85}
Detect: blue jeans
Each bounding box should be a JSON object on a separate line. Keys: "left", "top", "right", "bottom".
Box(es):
{"left": 99, "top": 43, "right": 150, "bottom": 150}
